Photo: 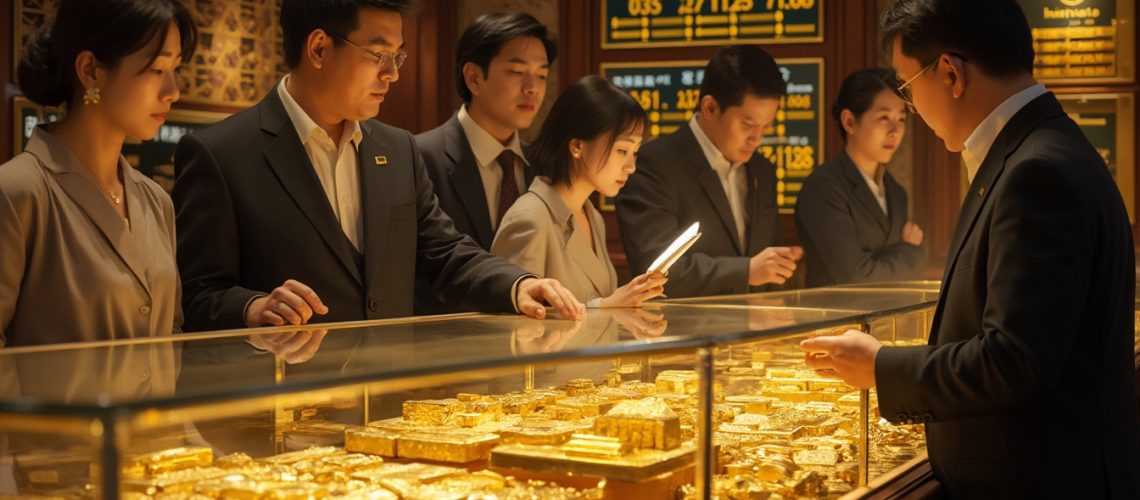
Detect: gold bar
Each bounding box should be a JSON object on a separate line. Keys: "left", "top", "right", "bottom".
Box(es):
{"left": 350, "top": 462, "right": 463, "bottom": 484}
{"left": 123, "top": 446, "right": 214, "bottom": 477}
{"left": 122, "top": 466, "right": 229, "bottom": 494}
{"left": 564, "top": 378, "right": 597, "bottom": 396}
{"left": 402, "top": 398, "right": 461, "bottom": 426}
{"left": 396, "top": 431, "right": 500, "bottom": 463}
{"left": 595, "top": 398, "right": 681, "bottom": 450}
{"left": 345, "top": 426, "right": 399, "bottom": 457}
{"left": 655, "top": 370, "right": 699, "bottom": 394}
{"left": 794, "top": 448, "right": 839, "bottom": 466}
{"left": 215, "top": 452, "right": 254, "bottom": 469}
{"left": 562, "top": 433, "right": 631, "bottom": 459}
{"left": 260, "top": 446, "right": 345, "bottom": 465}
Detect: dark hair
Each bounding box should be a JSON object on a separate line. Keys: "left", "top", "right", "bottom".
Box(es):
{"left": 17, "top": 0, "right": 197, "bottom": 108}
{"left": 281, "top": 0, "right": 416, "bottom": 69}
{"left": 832, "top": 68, "right": 898, "bottom": 144}
{"left": 699, "top": 45, "right": 786, "bottom": 109}
{"left": 881, "top": 0, "right": 1034, "bottom": 78}
{"left": 455, "top": 13, "right": 557, "bottom": 102}
{"left": 531, "top": 75, "right": 648, "bottom": 187}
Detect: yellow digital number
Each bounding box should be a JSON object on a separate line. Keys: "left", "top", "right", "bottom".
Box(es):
{"left": 678, "top": 0, "right": 704, "bottom": 15}
{"left": 783, "top": 94, "right": 811, "bottom": 110}
{"left": 628, "top": 0, "right": 663, "bottom": 16}
{"left": 630, "top": 90, "right": 661, "bottom": 111}
{"left": 675, "top": 89, "right": 701, "bottom": 110}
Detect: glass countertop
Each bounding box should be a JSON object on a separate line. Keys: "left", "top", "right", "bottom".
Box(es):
{"left": 0, "top": 286, "right": 938, "bottom": 414}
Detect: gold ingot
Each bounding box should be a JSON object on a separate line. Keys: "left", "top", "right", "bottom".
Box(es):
{"left": 731, "top": 413, "right": 770, "bottom": 429}
{"left": 215, "top": 452, "right": 254, "bottom": 469}
{"left": 619, "top": 381, "right": 658, "bottom": 396}
{"left": 544, "top": 405, "right": 584, "bottom": 421}
{"left": 460, "top": 400, "right": 504, "bottom": 417}
{"left": 345, "top": 426, "right": 399, "bottom": 457}
{"left": 794, "top": 449, "right": 839, "bottom": 466}
{"left": 655, "top": 370, "right": 699, "bottom": 394}
{"left": 122, "top": 466, "right": 229, "bottom": 494}
{"left": 449, "top": 412, "right": 493, "bottom": 428}
{"left": 499, "top": 393, "right": 545, "bottom": 416}
{"left": 260, "top": 446, "right": 345, "bottom": 465}
{"left": 123, "top": 446, "right": 214, "bottom": 477}
{"left": 562, "top": 433, "right": 631, "bottom": 458}
{"left": 396, "top": 431, "right": 500, "bottom": 463}
{"left": 557, "top": 396, "right": 615, "bottom": 417}
{"left": 402, "top": 398, "right": 462, "bottom": 426}
{"left": 594, "top": 414, "right": 681, "bottom": 450}
{"left": 498, "top": 421, "right": 587, "bottom": 446}
{"left": 565, "top": 378, "right": 597, "bottom": 396}
{"left": 351, "top": 462, "right": 462, "bottom": 482}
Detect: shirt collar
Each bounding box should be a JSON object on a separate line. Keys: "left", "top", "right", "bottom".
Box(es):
{"left": 962, "top": 83, "right": 1047, "bottom": 182}
{"left": 689, "top": 114, "right": 744, "bottom": 174}
{"left": 277, "top": 75, "right": 362, "bottom": 151}
{"left": 457, "top": 104, "right": 528, "bottom": 168}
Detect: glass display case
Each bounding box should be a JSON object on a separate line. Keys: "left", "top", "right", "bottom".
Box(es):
{"left": 0, "top": 285, "right": 938, "bottom": 499}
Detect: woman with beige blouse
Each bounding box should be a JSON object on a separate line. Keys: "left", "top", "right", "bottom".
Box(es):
{"left": 492, "top": 76, "right": 666, "bottom": 308}
{"left": 0, "top": 0, "right": 198, "bottom": 346}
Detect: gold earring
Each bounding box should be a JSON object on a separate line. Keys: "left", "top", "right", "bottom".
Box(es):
{"left": 83, "top": 87, "right": 101, "bottom": 105}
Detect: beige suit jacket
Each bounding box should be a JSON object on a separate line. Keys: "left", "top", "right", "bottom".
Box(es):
{"left": 0, "top": 127, "right": 181, "bottom": 347}
{"left": 492, "top": 177, "right": 617, "bottom": 306}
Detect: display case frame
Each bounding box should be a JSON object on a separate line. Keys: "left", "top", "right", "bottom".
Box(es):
{"left": 0, "top": 286, "right": 938, "bottom": 498}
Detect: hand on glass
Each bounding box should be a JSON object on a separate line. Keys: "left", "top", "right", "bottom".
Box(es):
{"left": 246, "top": 279, "right": 328, "bottom": 327}
{"left": 749, "top": 246, "right": 804, "bottom": 286}
{"left": 513, "top": 319, "right": 584, "bottom": 354}
{"left": 799, "top": 329, "right": 882, "bottom": 389}
{"left": 611, "top": 307, "right": 669, "bottom": 339}
{"left": 517, "top": 278, "right": 586, "bottom": 320}
{"left": 248, "top": 328, "right": 328, "bottom": 364}
{"left": 599, "top": 272, "right": 667, "bottom": 308}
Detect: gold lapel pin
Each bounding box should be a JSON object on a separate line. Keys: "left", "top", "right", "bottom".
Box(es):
{"left": 978, "top": 187, "right": 985, "bottom": 197}
{"left": 374, "top": 155, "right": 388, "bottom": 166}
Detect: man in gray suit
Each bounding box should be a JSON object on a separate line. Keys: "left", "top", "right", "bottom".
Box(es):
{"left": 616, "top": 46, "right": 802, "bottom": 298}
{"left": 414, "top": 13, "right": 555, "bottom": 315}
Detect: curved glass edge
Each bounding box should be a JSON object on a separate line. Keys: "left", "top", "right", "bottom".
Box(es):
{"left": 0, "top": 287, "right": 938, "bottom": 416}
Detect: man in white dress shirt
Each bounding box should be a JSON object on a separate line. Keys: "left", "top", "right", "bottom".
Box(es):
{"left": 414, "top": 12, "right": 555, "bottom": 314}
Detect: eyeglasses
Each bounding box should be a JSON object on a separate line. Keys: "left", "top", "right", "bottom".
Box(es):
{"left": 330, "top": 34, "right": 407, "bottom": 71}
{"left": 895, "top": 57, "right": 939, "bottom": 114}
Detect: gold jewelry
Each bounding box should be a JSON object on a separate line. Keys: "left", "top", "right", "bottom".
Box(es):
{"left": 83, "top": 87, "right": 101, "bottom": 105}
{"left": 107, "top": 190, "right": 122, "bottom": 205}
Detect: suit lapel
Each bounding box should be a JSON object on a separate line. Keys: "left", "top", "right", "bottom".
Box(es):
{"left": 839, "top": 153, "right": 889, "bottom": 234}
{"left": 25, "top": 131, "right": 151, "bottom": 294}
{"left": 443, "top": 117, "right": 494, "bottom": 247}
{"left": 533, "top": 181, "right": 611, "bottom": 296}
{"left": 676, "top": 127, "right": 744, "bottom": 255}
{"left": 884, "top": 175, "right": 907, "bottom": 241}
{"left": 930, "top": 93, "right": 1066, "bottom": 342}
{"left": 566, "top": 208, "right": 613, "bottom": 297}
{"left": 259, "top": 92, "right": 362, "bottom": 286}
{"left": 359, "top": 122, "right": 395, "bottom": 292}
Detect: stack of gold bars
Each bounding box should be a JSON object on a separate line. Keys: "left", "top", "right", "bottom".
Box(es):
{"left": 118, "top": 445, "right": 605, "bottom": 499}
{"left": 47, "top": 337, "right": 928, "bottom": 499}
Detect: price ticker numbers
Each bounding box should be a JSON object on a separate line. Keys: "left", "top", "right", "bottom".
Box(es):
{"left": 1019, "top": 0, "right": 1135, "bottom": 83}
{"left": 604, "top": 0, "right": 822, "bottom": 48}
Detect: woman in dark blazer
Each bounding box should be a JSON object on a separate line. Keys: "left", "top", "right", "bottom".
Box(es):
{"left": 795, "top": 68, "right": 926, "bottom": 287}
{"left": 0, "top": 0, "right": 197, "bottom": 346}
{"left": 492, "top": 76, "right": 666, "bottom": 308}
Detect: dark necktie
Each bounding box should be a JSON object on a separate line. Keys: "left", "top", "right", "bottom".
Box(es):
{"left": 496, "top": 150, "right": 520, "bottom": 227}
